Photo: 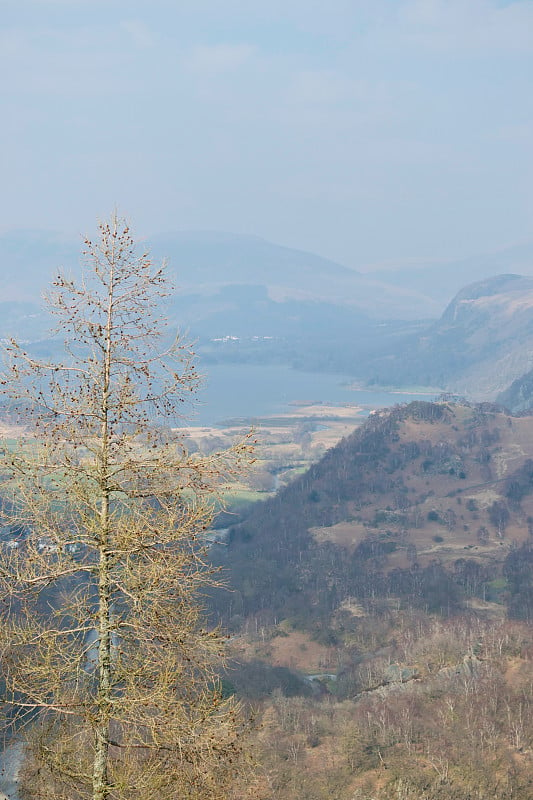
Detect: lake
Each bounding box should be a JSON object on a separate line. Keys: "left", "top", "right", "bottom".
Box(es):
{"left": 179, "top": 363, "right": 435, "bottom": 426}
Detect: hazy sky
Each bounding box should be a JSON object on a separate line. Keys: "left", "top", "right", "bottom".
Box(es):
{"left": 2, "top": 0, "right": 532, "bottom": 267}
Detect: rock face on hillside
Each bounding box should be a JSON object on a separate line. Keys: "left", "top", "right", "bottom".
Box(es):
{"left": 210, "top": 401, "right": 533, "bottom": 628}
{"left": 370, "top": 275, "right": 533, "bottom": 398}
{"left": 439, "top": 273, "right": 530, "bottom": 324}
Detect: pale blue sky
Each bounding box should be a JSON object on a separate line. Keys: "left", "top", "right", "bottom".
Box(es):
{"left": 2, "top": 0, "right": 532, "bottom": 268}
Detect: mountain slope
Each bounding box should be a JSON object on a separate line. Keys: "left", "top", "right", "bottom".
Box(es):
{"left": 148, "top": 231, "right": 435, "bottom": 319}
{"left": 0, "top": 229, "right": 434, "bottom": 320}
{"left": 498, "top": 370, "right": 533, "bottom": 414}
{"left": 367, "top": 274, "right": 533, "bottom": 397}
{"left": 211, "top": 401, "right": 533, "bottom": 628}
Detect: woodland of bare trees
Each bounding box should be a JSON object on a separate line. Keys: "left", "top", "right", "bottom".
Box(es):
{"left": 235, "top": 612, "right": 533, "bottom": 800}
{"left": 0, "top": 217, "right": 253, "bottom": 800}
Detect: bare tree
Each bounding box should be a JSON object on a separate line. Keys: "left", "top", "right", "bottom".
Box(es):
{"left": 0, "top": 217, "right": 253, "bottom": 800}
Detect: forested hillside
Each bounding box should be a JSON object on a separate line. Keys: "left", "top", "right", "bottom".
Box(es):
{"left": 208, "top": 400, "right": 533, "bottom": 799}
{"left": 231, "top": 613, "right": 533, "bottom": 799}
{"left": 211, "top": 400, "right": 533, "bottom": 629}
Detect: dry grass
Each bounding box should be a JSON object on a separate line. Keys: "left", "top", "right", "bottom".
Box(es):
{"left": 232, "top": 629, "right": 336, "bottom": 674}
{"left": 310, "top": 521, "right": 369, "bottom": 549}
{"left": 268, "top": 630, "right": 336, "bottom": 673}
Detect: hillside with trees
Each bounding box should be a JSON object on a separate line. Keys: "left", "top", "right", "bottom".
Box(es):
{"left": 206, "top": 400, "right": 533, "bottom": 798}
{"left": 229, "top": 612, "right": 533, "bottom": 799}
{"left": 4, "top": 231, "right": 533, "bottom": 798}
{"left": 211, "top": 400, "right": 533, "bottom": 628}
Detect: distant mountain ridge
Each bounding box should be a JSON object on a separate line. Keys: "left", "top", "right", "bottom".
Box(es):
{"left": 368, "top": 241, "right": 533, "bottom": 314}
{"left": 3, "top": 229, "right": 533, "bottom": 404}
{"left": 2, "top": 228, "right": 532, "bottom": 322}
{"left": 0, "top": 229, "right": 436, "bottom": 320}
